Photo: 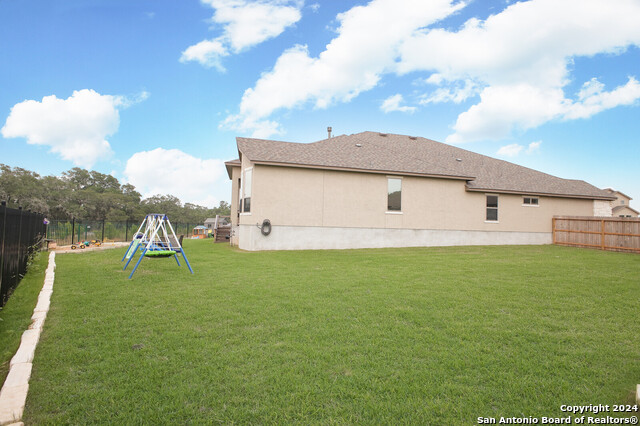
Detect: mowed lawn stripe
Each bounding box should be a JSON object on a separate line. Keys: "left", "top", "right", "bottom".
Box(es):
{"left": 24, "top": 242, "right": 640, "bottom": 424}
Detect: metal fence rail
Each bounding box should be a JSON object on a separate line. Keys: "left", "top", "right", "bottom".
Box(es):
{"left": 46, "top": 219, "right": 197, "bottom": 246}
{"left": 553, "top": 215, "right": 640, "bottom": 253}
{"left": 0, "top": 202, "right": 46, "bottom": 307}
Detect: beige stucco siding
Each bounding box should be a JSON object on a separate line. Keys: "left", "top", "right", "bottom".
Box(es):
{"left": 322, "top": 172, "right": 387, "bottom": 228}
{"left": 229, "top": 166, "right": 240, "bottom": 225}
{"left": 228, "top": 165, "right": 241, "bottom": 246}
{"left": 240, "top": 164, "right": 594, "bottom": 233}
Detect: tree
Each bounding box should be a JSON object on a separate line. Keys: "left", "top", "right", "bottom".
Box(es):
{"left": 0, "top": 164, "right": 230, "bottom": 222}
{"left": 0, "top": 164, "right": 49, "bottom": 213}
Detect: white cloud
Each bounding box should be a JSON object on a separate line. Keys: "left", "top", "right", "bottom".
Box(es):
{"left": 447, "top": 78, "right": 640, "bottom": 143}
{"left": 527, "top": 141, "right": 541, "bottom": 154}
{"left": 224, "top": 0, "right": 640, "bottom": 140}
{"left": 181, "top": 0, "right": 303, "bottom": 70}
{"left": 224, "top": 0, "right": 464, "bottom": 137}
{"left": 420, "top": 79, "right": 479, "bottom": 104}
{"left": 497, "top": 143, "right": 523, "bottom": 157}
{"left": 221, "top": 114, "right": 283, "bottom": 138}
{"left": 180, "top": 39, "right": 229, "bottom": 71}
{"left": 124, "top": 148, "right": 228, "bottom": 208}
{"left": 564, "top": 77, "right": 640, "bottom": 120}
{"left": 1, "top": 89, "right": 143, "bottom": 168}
{"left": 425, "top": 73, "right": 445, "bottom": 85}
{"left": 396, "top": 0, "right": 640, "bottom": 142}
{"left": 446, "top": 84, "right": 567, "bottom": 143}
{"left": 380, "top": 94, "right": 416, "bottom": 113}
{"left": 497, "top": 140, "right": 541, "bottom": 157}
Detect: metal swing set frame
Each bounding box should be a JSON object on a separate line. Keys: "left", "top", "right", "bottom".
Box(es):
{"left": 121, "top": 214, "right": 194, "bottom": 279}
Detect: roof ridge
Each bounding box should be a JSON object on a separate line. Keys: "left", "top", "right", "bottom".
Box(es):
{"left": 235, "top": 131, "right": 614, "bottom": 200}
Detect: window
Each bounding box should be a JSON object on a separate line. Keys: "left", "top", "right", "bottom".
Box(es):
{"left": 238, "top": 178, "right": 243, "bottom": 214}
{"left": 242, "top": 168, "right": 252, "bottom": 213}
{"left": 621, "top": 200, "right": 625, "bottom": 205}
{"left": 387, "top": 178, "right": 402, "bottom": 211}
{"left": 523, "top": 196, "right": 539, "bottom": 206}
{"left": 486, "top": 195, "right": 498, "bottom": 221}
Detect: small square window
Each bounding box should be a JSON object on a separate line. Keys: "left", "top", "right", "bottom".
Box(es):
{"left": 523, "top": 196, "right": 539, "bottom": 205}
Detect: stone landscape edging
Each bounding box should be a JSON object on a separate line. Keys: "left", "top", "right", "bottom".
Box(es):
{"left": 0, "top": 251, "right": 56, "bottom": 426}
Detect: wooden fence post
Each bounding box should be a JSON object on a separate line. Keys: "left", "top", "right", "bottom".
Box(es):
{"left": 552, "top": 217, "right": 556, "bottom": 245}
{"left": 600, "top": 219, "right": 605, "bottom": 250}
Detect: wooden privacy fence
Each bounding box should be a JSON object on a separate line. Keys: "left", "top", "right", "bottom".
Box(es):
{"left": 553, "top": 216, "right": 640, "bottom": 253}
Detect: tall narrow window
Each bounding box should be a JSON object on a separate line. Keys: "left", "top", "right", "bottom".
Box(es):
{"left": 387, "top": 178, "right": 402, "bottom": 211}
{"left": 243, "top": 169, "right": 252, "bottom": 213}
{"left": 237, "top": 178, "right": 242, "bottom": 214}
{"left": 486, "top": 195, "right": 498, "bottom": 221}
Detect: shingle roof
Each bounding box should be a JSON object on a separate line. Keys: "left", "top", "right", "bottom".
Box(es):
{"left": 605, "top": 188, "right": 633, "bottom": 200}
{"left": 237, "top": 131, "right": 614, "bottom": 200}
{"left": 612, "top": 205, "right": 640, "bottom": 215}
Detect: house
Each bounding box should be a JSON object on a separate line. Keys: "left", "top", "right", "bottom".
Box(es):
{"left": 605, "top": 188, "right": 640, "bottom": 217}
{"left": 204, "top": 217, "right": 217, "bottom": 230}
{"left": 224, "top": 131, "right": 615, "bottom": 251}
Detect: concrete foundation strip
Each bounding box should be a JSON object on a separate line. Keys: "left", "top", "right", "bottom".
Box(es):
{"left": 0, "top": 251, "right": 55, "bottom": 426}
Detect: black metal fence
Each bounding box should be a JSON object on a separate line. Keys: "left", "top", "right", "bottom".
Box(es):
{"left": 0, "top": 202, "right": 46, "bottom": 307}
{"left": 46, "top": 219, "right": 198, "bottom": 246}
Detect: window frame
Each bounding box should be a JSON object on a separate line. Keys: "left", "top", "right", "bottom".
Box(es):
{"left": 240, "top": 167, "right": 252, "bottom": 215}
{"left": 522, "top": 196, "right": 539, "bottom": 207}
{"left": 386, "top": 176, "right": 403, "bottom": 213}
{"left": 485, "top": 194, "right": 499, "bottom": 223}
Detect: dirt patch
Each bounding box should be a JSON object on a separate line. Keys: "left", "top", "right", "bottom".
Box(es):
{"left": 55, "top": 242, "right": 129, "bottom": 254}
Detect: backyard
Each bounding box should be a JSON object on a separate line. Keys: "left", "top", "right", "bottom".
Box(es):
{"left": 15, "top": 241, "right": 640, "bottom": 423}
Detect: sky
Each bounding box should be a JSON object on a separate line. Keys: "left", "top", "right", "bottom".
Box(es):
{"left": 1, "top": 0, "right": 639, "bottom": 209}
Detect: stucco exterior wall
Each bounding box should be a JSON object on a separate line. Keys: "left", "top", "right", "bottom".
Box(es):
{"left": 232, "top": 164, "right": 597, "bottom": 250}
{"left": 229, "top": 165, "right": 241, "bottom": 246}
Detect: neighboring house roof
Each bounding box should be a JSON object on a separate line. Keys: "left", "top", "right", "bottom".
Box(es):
{"left": 236, "top": 131, "right": 614, "bottom": 201}
{"left": 605, "top": 188, "right": 633, "bottom": 200}
{"left": 204, "top": 218, "right": 217, "bottom": 224}
{"left": 612, "top": 205, "right": 640, "bottom": 215}
{"left": 225, "top": 158, "right": 241, "bottom": 179}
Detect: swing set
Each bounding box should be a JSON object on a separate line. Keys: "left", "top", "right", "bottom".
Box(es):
{"left": 122, "top": 214, "right": 194, "bottom": 279}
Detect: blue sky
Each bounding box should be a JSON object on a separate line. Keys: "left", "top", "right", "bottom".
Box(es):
{"left": 1, "top": 0, "right": 639, "bottom": 208}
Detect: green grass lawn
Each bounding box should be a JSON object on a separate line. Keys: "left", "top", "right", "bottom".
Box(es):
{"left": 0, "top": 251, "right": 48, "bottom": 384}
{"left": 23, "top": 242, "right": 640, "bottom": 424}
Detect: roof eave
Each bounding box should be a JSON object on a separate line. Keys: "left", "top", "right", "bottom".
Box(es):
{"left": 465, "top": 186, "right": 617, "bottom": 201}
{"left": 224, "top": 159, "right": 241, "bottom": 180}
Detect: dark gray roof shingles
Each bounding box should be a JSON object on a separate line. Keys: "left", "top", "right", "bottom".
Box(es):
{"left": 237, "top": 131, "right": 613, "bottom": 200}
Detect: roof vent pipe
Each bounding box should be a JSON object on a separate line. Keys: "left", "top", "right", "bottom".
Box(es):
{"left": 327, "top": 126, "right": 332, "bottom": 138}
